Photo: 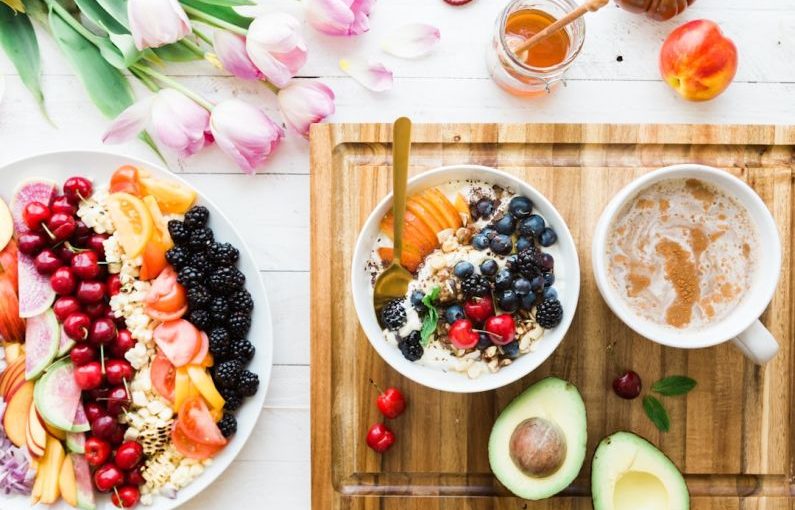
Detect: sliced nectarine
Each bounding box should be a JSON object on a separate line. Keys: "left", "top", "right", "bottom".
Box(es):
{"left": 380, "top": 214, "right": 434, "bottom": 255}
{"left": 407, "top": 197, "right": 445, "bottom": 234}
{"left": 378, "top": 246, "right": 423, "bottom": 273}
{"left": 4, "top": 381, "right": 34, "bottom": 447}
{"left": 426, "top": 188, "right": 463, "bottom": 229}
{"left": 413, "top": 194, "right": 451, "bottom": 233}
{"left": 453, "top": 193, "right": 471, "bottom": 221}
{"left": 0, "top": 357, "right": 24, "bottom": 397}
{"left": 28, "top": 402, "right": 48, "bottom": 456}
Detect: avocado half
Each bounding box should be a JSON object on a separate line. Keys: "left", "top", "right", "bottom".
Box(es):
{"left": 592, "top": 432, "right": 690, "bottom": 510}
{"left": 488, "top": 377, "right": 587, "bottom": 500}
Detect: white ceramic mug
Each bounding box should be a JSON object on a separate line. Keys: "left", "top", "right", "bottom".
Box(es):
{"left": 592, "top": 164, "right": 782, "bottom": 364}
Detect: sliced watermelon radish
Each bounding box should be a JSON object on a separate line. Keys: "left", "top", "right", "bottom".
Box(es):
{"left": 18, "top": 252, "right": 55, "bottom": 318}
{"left": 33, "top": 358, "right": 88, "bottom": 432}
{"left": 73, "top": 401, "right": 89, "bottom": 429}
{"left": 71, "top": 453, "right": 96, "bottom": 510}
{"left": 24, "top": 309, "right": 59, "bottom": 380}
{"left": 10, "top": 179, "right": 57, "bottom": 234}
{"left": 57, "top": 324, "right": 76, "bottom": 357}
{"left": 66, "top": 431, "right": 86, "bottom": 454}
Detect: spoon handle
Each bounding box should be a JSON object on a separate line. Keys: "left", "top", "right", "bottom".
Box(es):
{"left": 391, "top": 117, "right": 412, "bottom": 262}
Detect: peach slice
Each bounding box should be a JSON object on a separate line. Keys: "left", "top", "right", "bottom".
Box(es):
{"left": 426, "top": 188, "right": 463, "bottom": 229}
{"left": 413, "top": 194, "right": 451, "bottom": 233}
{"left": 453, "top": 193, "right": 471, "bottom": 221}
{"left": 380, "top": 213, "right": 435, "bottom": 255}
{"left": 407, "top": 197, "right": 445, "bottom": 234}
{"left": 4, "top": 381, "right": 34, "bottom": 447}
{"left": 378, "top": 245, "right": 423, "bottom": 273}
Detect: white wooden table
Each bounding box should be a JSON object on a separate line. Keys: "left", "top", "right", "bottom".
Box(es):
{"left": 1, "top": 1, "right": 794, "bottom": 507}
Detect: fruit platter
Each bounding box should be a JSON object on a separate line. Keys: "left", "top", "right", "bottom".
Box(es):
{"left": 0, "top": 151, "right": 273, "bottom": 509}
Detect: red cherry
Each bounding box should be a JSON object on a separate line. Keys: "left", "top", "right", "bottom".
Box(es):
{"left": 74, "top": 361, "right": 104, "bottom": 390}
{"left": 84, "top": 402, "right": 109, "bottom": 423}
{"left": 17, "top": 232, "right": 48, "bottom": 255}
{"left": 93, "top": 463, "right": 124, "bottom": 493}
{"left": 72, "top": 251, "right": 100, "bottom": 280}
{"left": 84, "top": 437, "right": 111, "bottom": 467}
{"left": 88, "top": 317, "right": 117, "bottom": 345}
{"left": 448, "top": 319, "right": 480, "bottom": 350}
{"left": 484, "top": 314, "right": 516, "bottom": 346}
{"left": 71, "top": 220, "right": 92, "bottom": 247}
{"left": 112, "top": 329, "right": 135, "bottom": 358}
{"left": 112, "top": 486, "right": 140, "bottom": 508}
{"left": 46, "top": 213, "right": 77, "bottom": 242}
{"left": 54, "top": 243, "right": 77, "bottom": 264}
{"left": 106, "top": 359, "right": 133, "bottom": 386}
{"left": 463, "top": 295, "right": 494, "bottom": 323}
{"left": 84, "top": 302, "right": 109, "bottom": 320}
{"left": 366, "top": 423, "right": 395, "bottom": 453}
{"left": 109, "top": 425, "right": 125, "bottom": 446}
{"left": 23, "top": 201, "right": 51, "bottom": 230}
{"left": 64, "top": 312, "right": 91, "bottom": 341}
{"left": 76, "top": 280, "right": 106, "bottom": 304}
{"left": 613, "top": 370, "right": 642, "bottom": 400}
{"left": 88, "top": 387, "right": 110, "bottom": 401}
{"left": 70, "top": 344, "right": 97, "bottom": 366}
{"left": 53, "top": 296, "right": 81, "bottom": 321}
{"left": 50, "top": 266, "right": 77, "bottom": 295}
{"left": 106, "top": 385, "right": 130, "bottom": 416}
{"left": 33, "top": 249, "right": 62, "bottom": 275}
{"left": 63, "top": 176, "right": 93, "bottom": 205}
{"left": 50, "top": 195, "right": 77, "bottom": 216}
{"left": 91, "top": 416, "right": 120, "bottom": 444}
{"left": 87, "top": 234, "right": 109, "bottom": 258}
{"left": 114, "top": 441, "right": 144, "bottom": 471}
{"left": 375, "top": 387, "right": 406, "bottom": 420}
{"left": 126, "top": 467, "right": 145, "bottom": 486}
{"left": 106, "top": 274, "right": 122, "bottom": 296}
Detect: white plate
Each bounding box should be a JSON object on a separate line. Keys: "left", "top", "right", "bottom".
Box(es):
{"left": 0, "top": 150, "right": 273, "bottom": 510}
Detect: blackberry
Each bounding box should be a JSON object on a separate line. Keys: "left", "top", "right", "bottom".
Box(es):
{"left": 380, "top": 299, "right": 406, "bottom": 331}
{"left": 191, "top": 254, "right": 214, "bottom": 274}
{"left": 461, "top": 274, "right": 491, "bottom": 298}
{"left": 209, "top": 296, "right": 230, "bottom": 324}
{"left": 187, "top": 285, "right": 211, "bottom": 309}
{"left": 165, "top": 246, "right": 190, "bottom": 269}
{"left": 178, "top": 266, "right": 205, "bottom": 288}
{"left": 187, "top": 309, "right": 212, "bottom": 331}
{"left": 515, "top": 246, "right": 545, "bottom": 280}
{"left": 228, "top": 289, "right": 254, "bottom": 313}
{"left": 188, "top": 227, "right": 214, "bottom": 252}
{"left": 208, "top": 266, "right": 245, "bottom": 295}
{"left": 217, "top": 413, "right": 237, "bottom": 438}
{"left": 168, "top": 220, "right": 191, "bottom": 245}
{"left": 535, "top": 298, "right": 563, "bottom": 329}
{"left": 214, "top": 360, "right": 242, "bottom": 389}
{"left": 209, "top": 242, "right": 239, "bottom": 266}
{"left": 209, "top": 328, "right": 231, "bottom": 360}
{"left": 398, "top": 331, "right": 424, "bottom": 362}
{"left": 228, "top": 311, "right": 252, "bottom": 337}
{"left": 184, "top": 205, "right": 210, "bottom": 230}
{"left": 220, "top": 387, "right": 242, "bottom": 411}
{"left": 238, "top": 370, "right": 259, "bottom": 397}
{"left": 231, "top": 339, "right": 255, "bottom": 363}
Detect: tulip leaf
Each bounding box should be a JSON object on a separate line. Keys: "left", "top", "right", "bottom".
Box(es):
{"left": 0, "top": 4, "right": 47, "bottom": 114}
{"left": 94, "top": 0, "right": 129, "bottom": 27}
{"left": 73, "top": 0, "right": 143, "bottom": 67}
{"left": 153, "top": 41, "right": 203, "bottom": 62}
{"left": 193, "top": 0, "right": 254, "bottom": 6}
{"left": 180, "top": 0, "right": 251, "bottom": 28}
{"left": 48, "top": 6, "right": 135, "bottom": 118}
{"left": 1, "top": 0, "right": 25, "bottom": 12}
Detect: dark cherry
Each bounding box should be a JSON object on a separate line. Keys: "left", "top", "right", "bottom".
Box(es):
{"left": 106, "top": 385, "right": 130, "bottom": 416}
{"left": 613, "top": 370, "right": 642, "bottom": 400}
{"left": 70, "top": 344, "right": 97, "bottom": 366}
{"left": 87, "top": 234, "right": 109, "bottom": 258}
{"left": 105, "top": 359, "right": 133, "bottom": 386}
{"left": 63, "top": 312, "right": 91, "bottom": 341}
{"left": 23, "top": 201, "right": 51, "bottom": 230}
{"left": 106, "top": 274, "right": 122, "bottom": 297}
{"left": 126, "top": 468, "right": 145, "bottom": 486}
{"left": 54, "top": 243, "right": 77, "bottom": 265}
{"left": 76, "top": 280, "right": 106, "bottom": 304}
{"left": 72, "top": 251, "right": 100, "bottom": 280}
{"left": 90, "top": 416, "right": 118, "bottom": 442}
{"left": 50, "top": 266, "right": 77, "bottom": 295}
{"left": 84, "top": 402, "right": 109, "bottom": 423}
{"left": 84, "top": 302, "right": 109, "bottom": 320}
{"left": 53, "top": 296, "right": 81, "bottom": 322}
{"left": 88, "top": 317, "right": 117, "bottom": 345}
{"left": 63, "top": 176, "right": 93, "bottom": 205}
{"left": 93, "top": 463, "right": 123, "bottom": 493}
{"left": 111, "top": 329, "right": 135, "bottom": 358}
{"left": 74, "top": 361, "right": 103, "bottom": 390}
{"left": 71, "top": 220, "right": 92, "bottom": 246}
{"left": 50, "top": 195, "right": 77, "bottom": 216}
{"left": 33, "top": 249, "right": 62, "bottom": 275}
{"left": 46, "top": 213, "right": 77, "bottom": 242}
{"left": 87, "top": 387, "right": 110, "bottom": 401}
{"left": 17, "top": 232, "right": 48, "bottom": 256}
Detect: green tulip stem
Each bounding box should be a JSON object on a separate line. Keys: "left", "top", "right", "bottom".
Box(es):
{"left": 182, "top": 4, "right": 247, "bottom": 36}
{"left": 131, "top": 64, "right": 214, "bottom": 111}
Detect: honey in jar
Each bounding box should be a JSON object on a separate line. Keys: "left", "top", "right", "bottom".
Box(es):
{"left": 505, "top": 9, "right": 570, "bottom": 68}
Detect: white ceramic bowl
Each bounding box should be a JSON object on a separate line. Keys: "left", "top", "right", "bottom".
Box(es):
{"left": 0, "top": 150, "right": 273, "bottom": 510}
{"left": 351, "top": 165, "right": 580, "bottom": 393}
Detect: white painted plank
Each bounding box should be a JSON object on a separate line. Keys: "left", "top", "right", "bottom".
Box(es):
{"left": 265, "top": 365, "right": 310, "bottom": 409}
{"left": 260, "top": 271, "right": 310, "bottom": 366}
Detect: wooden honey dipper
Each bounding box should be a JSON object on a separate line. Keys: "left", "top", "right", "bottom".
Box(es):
{"left": 511, "top": 0, "right": 609, "bottom": 55}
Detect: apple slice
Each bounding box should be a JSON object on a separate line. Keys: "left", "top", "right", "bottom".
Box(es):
{"left": 0, "top": 197, "right": 13, "bottom": 252}
{"left": 0, "top": 357, "right": 24, "bottom": 397}
{"left": 3, "top": 362, "right": 27, "bottom": 402}
{"left": 28, "top": 402, "right": 48, "bottom": 457}
{"left": 4, "top": 342, "right": 24, "bottom": 364}
{"left": 4, "top": 380, "right": 34, "bottom": 447}
{"left": 59, "top": 454, "right": 78, "bottom": 507}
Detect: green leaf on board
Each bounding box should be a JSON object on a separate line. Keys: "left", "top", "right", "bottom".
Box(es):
{"left": 73, "top": 0, "right": 142, "bottom": 67}
{"left": 652, "top": 376, "right": 697, "bottom": 396}
{"left": 420, "top": 286, "right": 441, "bottom": 347}
{"left": 153, "top": 41, "right": 203, "bottom": 62}
{"left": 48, "top": 7, "right": 135, "bottom": 118}
{"left": 180, "top": 0, "right": 251, "bottom": 29}
{"left": 0, "top": 4, "right": 48, "bottom": 115}
{"left": 139, "top": 131, "right": 166, "bottom": 164}
{"left": 642, "top": 395, "right": 670, "bottom": 432}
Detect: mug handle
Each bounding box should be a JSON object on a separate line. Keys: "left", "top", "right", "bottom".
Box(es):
{"left": 731, "top": 320, "right": 779, "bottom": 365}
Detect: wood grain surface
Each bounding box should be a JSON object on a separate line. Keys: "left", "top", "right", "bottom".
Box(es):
{"left": 310, "top": 123, "right": 795, "bottom": 510}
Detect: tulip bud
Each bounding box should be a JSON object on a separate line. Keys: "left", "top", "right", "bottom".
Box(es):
{"left": 128, "top": 0, "right": 191, "bottom": 50}
{"left": 277, "top": 81, "right": 335, "bottom": 138}
{"left": 306, "top": 0, "right": 375, "bottom": 36}
{"left": 213, "top": 32, "right": 263, "bottom": 81}
{"left": 210, "top": 99, "right": 284, "bottom": 174}
{"left": 246, "top": 13, "right": 308, "bottom": 88}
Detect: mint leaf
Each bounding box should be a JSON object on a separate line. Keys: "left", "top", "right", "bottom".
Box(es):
{"left": 419, "top": 287, "right": 441, "bottom": 347}
{"left": 652, "top": 376, "right": 697, "bottom": 396}
{"left": 642, "top": 395, "right": 670, "bottom": 432}
{"left": 421, "top": 286, "right": 440, "bottom": 308}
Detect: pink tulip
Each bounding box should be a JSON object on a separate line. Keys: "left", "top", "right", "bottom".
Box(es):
{"left": 102, "top": 89, "right": 210, "bottom": 157}
{"left": 306, "top": 0, "right": 375, "bottom": 36}
{"left": 278, "top": 81, "right": 335, "bottom": 138}
{"left": 128, "top": 0, "right": 191, "bottom": 50}
{"left": 210, "top": 99, "right": 284, "bottom": 174}
{"left": 213, "top": 32, "right": 263, "bottom": 81}
{"left": 246, "top": 13, "right": 307, "bottom": 88}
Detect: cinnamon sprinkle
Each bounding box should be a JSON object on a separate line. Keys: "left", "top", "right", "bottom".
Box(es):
{"left": 656, "top": 239, "right": 700, "bottom": 328}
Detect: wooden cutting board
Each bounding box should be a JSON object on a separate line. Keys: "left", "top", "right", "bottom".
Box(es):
{"left": 309, "top": 123, "right": 795, "bottom": 510}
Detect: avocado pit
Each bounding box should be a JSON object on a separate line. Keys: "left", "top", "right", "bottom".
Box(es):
{"left": 509, "top": 417, "right": 566, "bottom": 478}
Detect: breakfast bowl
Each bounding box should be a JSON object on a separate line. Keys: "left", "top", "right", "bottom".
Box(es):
{"left": 351, "top": 165, "right": 580, "bottom": 393}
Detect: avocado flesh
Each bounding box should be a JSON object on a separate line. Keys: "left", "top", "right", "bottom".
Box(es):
{"left": 488, "top": 377, "right": 587, "bottom": 500}
{"left": 592, "top": 431, "right": 689, "bottom": 510}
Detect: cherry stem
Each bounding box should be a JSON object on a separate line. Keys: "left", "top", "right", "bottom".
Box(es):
{"left": 113, "top": 486, "right": 125, "bottom": 510}
{"left": 368, "top": 378, "right": 384, "bottom": 395}
{"left": 100, "top": 344, "right": 106, "bottom": 375}
{"left": 473, "top": 329, "right": 501, "bottom": 340}
{"left": 41, "top": 223, "right": 56, "bottom": 240}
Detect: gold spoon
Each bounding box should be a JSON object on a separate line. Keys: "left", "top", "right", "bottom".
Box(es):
{"left": 373, "top": 117, "right": 414, "bottom": 318}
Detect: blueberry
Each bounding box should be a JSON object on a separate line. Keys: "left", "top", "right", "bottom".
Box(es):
{"left": 505, "top": 254, "right": 518, "bottom": 271}
{"left": 454, "top": 261, "right": 475, "bottom": 278}
{"left": 497, "top": 290, "right": 519, "bottom": 312}
{"left": 474, "top": 198, "right": 494, "bottom": 219}
{"left": 494, "top": 215, "right": 516, "bottom": 235}
{"left": 538, "top": 227, "right": 558, "bottom": 247}
{"left": 520, "top": 293, "right": 536, "bottom": 310}
{"left": 513, "top": 278, "right": 532, "bottom": 295}
{"left": 480, "top": 226, "right": 498, "bottom": 240}
{"left": 516, "top": 236, "right": 533, "bottom": 252}
{"left": 518, "top": 214, "right": 545, "bottom": 238}
{"left": 508, "top": 196, "right": 534, "bottom": 219}
{"left": 490, "top": 234, "right": 513, "bottom": 255}
{"left": 540, "top": 253, "right": 554, "bottom": 271}
{"left": 480, "top": 259, "right": 498, "bottom": 277}
{"left": 472, "top": 234, "right": 490, "bottom": 250}
{"left": 444, "top": 305, "right": 466, "bottom": 324}
{"left": 495, "top": 269, "right": 514, "bottom": 290}
{"left": 543, "top": 272, "right": 555, "bottom": 287}
{"left": 502, "top": 340, "right": 520, "bottom": 358}
{"left": 543, "top": 287, "right": 558, "bottom": 300}
{"left": 477, "top": 332, "right": 493, "bottom": 350}
{"left": 530, "top": 276, "right": 545, "bottom": 292}
{"left": 410, "top": 290, "right": 426, "bottom": 312}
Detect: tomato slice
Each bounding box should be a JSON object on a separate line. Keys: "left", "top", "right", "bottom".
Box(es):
{"left": 110, "top": 166, "right": 142, "bottom": 195}
{"left": 140, "top": 177, "right": 197, "bottom": 215}
{"left": 189, "top": 332, "right": 209, "bottom": 366}
{"left": 177, "top": 396, "right": 227, "bottom": 447}
{"left": 153, "top": 320, "right": 202, "bottom": 367}
{"left": 145, "top": 267, "right": 187, "bottom": 313}
{"left": 150, "top": 351, "right": 176, "bottom": 403}
{"left": 171, "top": 420, "right": 224, "bottom": 460}
{"left": 106, "top": 193, "right": 153, "bottom": 258}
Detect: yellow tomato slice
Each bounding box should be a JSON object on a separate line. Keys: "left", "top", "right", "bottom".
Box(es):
{"left": 187, "top": 365, "right": 225, "bottom": 411}
{"left": 106, "top": 193, "right": 153, "bottom": 257}
{"left": 140, "top": 176, "right": 197, "bottom": 215}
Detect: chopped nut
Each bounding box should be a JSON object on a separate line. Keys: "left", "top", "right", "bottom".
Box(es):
{"left": 464, "top": 350, "right": 481, "bottom": 360}
{"left": 437, "top": 229, "right": 454, "bottom": 244}
{"left": 429, "top": 255, "right": 446, "bottom": 270}
{"left": 467, "top": 364, "right": 483, "bottom": 379}
{"left": 441, "top": 236, "right": 459, "bottom": 253}
{"left": 484, "top": 346, "right": 498, "bottom": 358}
{"left": 500, "top": 359, "right": 513, "bottom": 367}
{"left": 526, "top": 324, "right": 544, "bottom": 341}
{"left": 488, "top": 359, "right": 500, "bottom": 373}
